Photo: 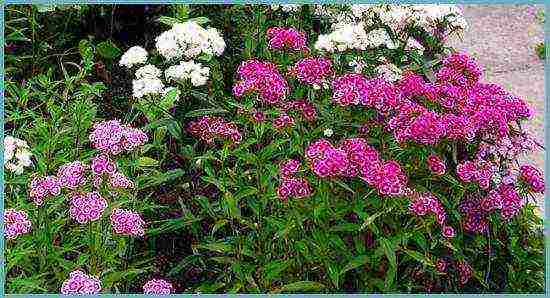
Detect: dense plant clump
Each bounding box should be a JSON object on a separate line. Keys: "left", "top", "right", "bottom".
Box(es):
{"left": 5, "top": 4, "right": 544, "bottom": 294}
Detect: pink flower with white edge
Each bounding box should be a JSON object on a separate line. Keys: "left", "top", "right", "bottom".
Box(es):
{"left": 110, "top": 208, "right": 146, "bottom": 237}
{"left": 29, "top": 175, "right": 61, "bottom": 206}
{"left": 4, "top": 208, "right": 31, "bottom": 240}
{"left": 69, "top": 192, "right": 108, "bottom": 224}
{"left": 427, "top": 154, "right": 446, "bottom": 175}
{"left": 60, "top": 270, "right": 101, "bottom": 295}
{"left": 143, "top": 279, "right": 174, "bottom": 295}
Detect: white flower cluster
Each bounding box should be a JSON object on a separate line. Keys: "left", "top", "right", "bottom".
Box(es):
{"left": 270, "top": 4, "right": 301, "bottom": 13}
{"left": 4, "top": 136, "right": 32, "bottom": 174}
{"left": 348, "top": 57, "right": 367, "bottom": 74}
{"left": 313, "top": 4, "right": 467, "bottom": 51}
{"left": 315, "top": 22, "right": 397, "bottom": 53}
{"left": 375, "top": 63, "right": 403, "bottom": 82}
{"left": 155, "top": 21, "right": 225, "bottom": 60}
{"left": 132, "top": 64, "right": 165, "bottom": 99}
{"left": 119, "top": 46, "right": 148, "bottom": 68}
{"left": 122, "top": 20, "right": 226, "bottom": 99}
{"left": 373, "top": 4, "right": 468, "bottom": 37}
{"left": 165, "top": 61, "right": 210, "bottom": 87}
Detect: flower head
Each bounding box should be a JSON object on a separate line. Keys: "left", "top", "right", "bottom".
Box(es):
{"left": 61, "top": 270, "right": 102, "bottom": 295}
{"left": 69, "top": 192, "right": 108, "bottom": 224}
{"left": 110, "top": 208, "right": 146, "bottom": 237}
{"left": 4, "top": 209, "right": 31, "bottom": 240}
{"left": 143, "top": 279, "right": 174, "bottom": 295}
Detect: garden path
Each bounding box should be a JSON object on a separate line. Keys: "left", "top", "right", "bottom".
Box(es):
{"left": 448, "top": 4, "right": 545, "bottom": 214}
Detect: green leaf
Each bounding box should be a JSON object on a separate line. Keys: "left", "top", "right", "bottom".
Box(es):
{"left": 137, "top": 157, "right": 159, "bottom": 168}
{"left": 158, "top": 16, "right": 180, "bottom": 26}
{"left": 341, "top": 255, "right": 369, "bottom": 275}
{"left": 96, "top": 40, "right": 122, "bottom": 60}
{"left": 380, "top": 238, "right": 397, "bottom": 270}
{"left": 185, "top": 108, "right": 229, "bottom": 118}
{"left": 160, "top": 88, "right": 179, "bottom": 111}
{"left": 197, "top": 242, "right": 233, "bottom": 254}
{"left": 272, "top": 281, "right": 326, "bottom": 293}
{"left": 403, "top": 249, "right": 433, "bottom": 266}
{"left": 330, "top": 223, "right": 361, "bottom": 232}
{"left": 189, "top": 16, "right": 209, "bottom": 25}
{"left": 263, "top": 260, "right": 292, "bottom": 282}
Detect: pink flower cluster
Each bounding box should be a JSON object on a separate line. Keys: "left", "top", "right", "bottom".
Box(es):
{"left": 4, "top": 208, "right": 32, "bottom": 240}
{"left": 482, "top": 184, "right": 524, "bottom": 220}
{"left": 456, "top": 261, "right": 473, "bottom": 285}
{"left": 276, "top": 159, "right": 312, "bottom": 200}
{"left": 408, "top": 192, "right": 455, "bottom": 238}
{"left": 266, "top": 27, "right": 308, "bottom": 52}
{"left": 436, "top": 52, "right": 482, "bottom": 87}
{"left": 435, "top": 259, "right": 447, "bottom": 273}
{"left": 459, "top": 194, "right": 489, "bottom": 234}
{"left": 187, "top": 116, "right": 242, "bottom": 145}
{"left": 279, "top": 100, "right": 317, "bottom": 122}
{"left": 272, "top": 113, "right": 295, "bottom": 130}
{"left": 427, "top": 154, "right": 446, "bottom": 175}
{"left": 233, "top": 59, "right": 289, "bottom": 104}
{"left": 108, "top": 172, "right": 134, "bottom": 189}
{"left": 90, "top": 154, "right": 133, "bottom": 189}
{"left": 332, "top": 74, "right": 402, "bottom": 111}
{"left": 110, "top": 208, "right": 146, "bottom": 237}
{"left": 89, "top": 120, "right": 148, "bottom": 155}
{"left": 387, "top": 100, "right": 447, "bottom": 145}
{"left": 331, "top": 52, "right": 533, "bottom": 146}
{"left": 288, "top": 57, "right": 333, "bottom": 86}
{"left": 305, "top": 138, "right": 408, "bottom": 197}
{"left": 60, "top": 270, "right": 101, "bottom": 295}
{"left": 143, "top": 279, "right": 174, "bottom": 295}
{"left": 519, "top": 164, "right": 544, "bottom": 193}
{"left": 69, "top": 192, "right": 108, "bottom": 224}
{"left": 29, "top": 176, "right": 61, "bottom": 206}
{"left": 57, "top": 161, "right": 88, "bottom": 189}
{"left": 456, "top": 160, "right": 496, "bottom": 190}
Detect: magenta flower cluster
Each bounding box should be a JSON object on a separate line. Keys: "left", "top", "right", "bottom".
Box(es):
{"left": 4, "top": 208, "right": 32, "bottom": 240}
{"left": 266, "top": 27, "right": 308, "bottom": 52}
{"left": 69, "top": 192, "right": 108, "bottom": 224}
{"left": 332, "top": 74, "right": 401, "bottom": 112}
{"left": 288, "top": 57, "right": 333, "bottom": 86}
{"left": 57, "top": 161, "right": 88, "bottom": 189}
{"left": 305, "top": 138, "right": 408, "bottom": 197}
{"left": 279, "top": 100, "right": 317, "bottom": 122}
{"left": 482, "top": 183, "right": 524, "bottom": 220}
{"left": 427, "top": 154, "right": 446, "bottom": 175}
{"left": 187, "top": 116, "right": 242, "bottom": 145}
{"left": 519, "top": 164, "right": 544, "bottom": 193}
{"left": 332, "top": 52, "right": 533, "bottom": 146}
{"left": 110, "top": 208, "right": 146, "bottom": 237}
{"left": 459, "top": 194, "right": 490, "bottom": 234}
{"left": 456, "top": 261, "right": 473, "bottom": 285}
{"left": 89, "top": 120, "right": 148, "bottom": 155}
{"left": 408, "top": 192, "right": 455, "bottom": 238}
{"left": 435, "top": 259, "right": 447, "bottom": 273}
{"left": 276, "top": 159, "right": 312, "bottom": 200}
{"left": 272, "top": 113, "right": 295, "bottom": 130}
{"left": 233, "top": 59, "right": 289, "bottom": 104}
{"left": 436, "top": 52, "right": 482, "bottom": 87}
{"left": 60, "top": 270, "right": 101, "bottom": 295}
{"left": 91, "top": 154, "right": 133, "bottom": 189}
{"left": 143, "top": 279, "right": 174, "bottom": 295}
{"left": 456, "top": 160, "right": 496, "bottom": 190}
{"left": 29, "top": 175, "right": 61, "bottom": 206}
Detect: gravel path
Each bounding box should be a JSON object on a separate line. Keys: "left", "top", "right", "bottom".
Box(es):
{"left": 448, "top": 5, "right": 545, "bottom": 214}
